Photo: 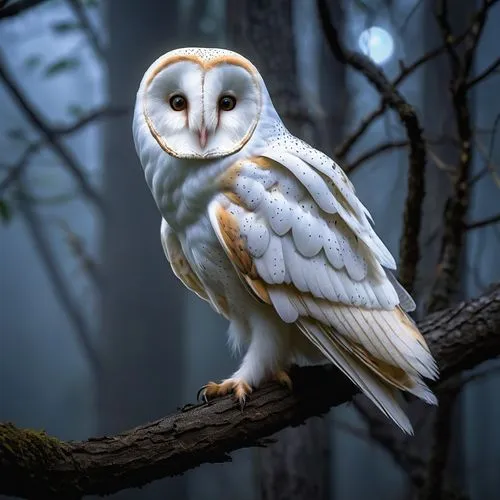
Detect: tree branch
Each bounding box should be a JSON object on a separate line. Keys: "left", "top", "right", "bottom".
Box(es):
{"left": 317, "top": 0, "right": 426, "bottom": 295}
{"left": 1, "top": 285, "right": 499, "bottom": 499}
{"left": 0, "top": 49, "right": 103, "bottom": 210}
{"left": 0, "top": 0, "right": 49, "bottom": 19}
{"left": 66, "top": 0, "right": 104, "bottom": 59}
{"left": 0, "top": 107, "right": 125, "bottom": 196}
{"left": 428, "top": 0, "right": 496, "bottom": 313}
{"left": 345, "top": 140, "right": 409, "bottom": 174}
{"left": 467, "top": 56, "right": 500, "bottom": 89}
{"left": 17, "top": 183, "right": 101, "bottom": 377}
{"left": 465, "top": 213, "right": 500, "bottom": 231}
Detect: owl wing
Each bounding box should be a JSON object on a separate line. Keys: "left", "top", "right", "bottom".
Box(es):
{"left": 161, "top": 218, "right": 230, "bottom": 319}
{"left": 161, "top": 218, "right": 209, "bottom": 301}
{"left": 209, "top": 139, "right": 437, "bottom": 433}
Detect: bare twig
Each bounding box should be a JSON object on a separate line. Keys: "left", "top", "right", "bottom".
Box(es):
{"left": 66, "top": 0, "right": 104, "bottom": 59}
{"left": 345, "top": 139, "right": 409, "bottom": 174}
{"left": 467, "top": 56, "right": 500, "bottom": 88}
{"left": 17, "top": 183, "right": 101, "bottom": 376}
{"left": 0, "top": 107, "right": 125, "bottom": 196}
{"left": 317, "top": 0, "right": 426, "bottom": 294}
{"left": 0, "top": 285, "right": 499, "bottom": 499}
{"left": 336, "top": 14, "right": 487, "bottom": 162}
{"left": 466, "top": 213, "right": 500, "bottom": 231}
{"left": 0, "top": 50, "right": 103, "bottom": 210}
{"left": 0, "top": 0, "right": 48, "bottom": 19}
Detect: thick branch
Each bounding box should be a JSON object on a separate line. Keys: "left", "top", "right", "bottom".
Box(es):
{"left": 1, "top": 285, "right": 499, "bottom": 499}
{"left": 428, "top": 0, "right": 496, "bottom": 312}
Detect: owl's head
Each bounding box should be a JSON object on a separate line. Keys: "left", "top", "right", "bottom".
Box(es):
{"left": 134, "top": 47, "right": 265, "bottom": 160}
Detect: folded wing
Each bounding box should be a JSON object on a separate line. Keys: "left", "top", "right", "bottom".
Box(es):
{"left": 209, "top": 139, "right": 438, "bottom": 433}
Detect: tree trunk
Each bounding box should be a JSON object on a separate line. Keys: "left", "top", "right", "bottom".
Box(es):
{"left": 227, "top": 1, "right": 333, "bottom": 498}
{"left": 99, "top": 1, "right": 187, "bottom": 498}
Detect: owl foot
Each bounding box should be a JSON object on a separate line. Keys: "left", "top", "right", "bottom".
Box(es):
{"left": 197, "top": 378, "right": 253, "bottom": 408}
{"left": 273, "top": 370, "right": 293, "bottom": 391}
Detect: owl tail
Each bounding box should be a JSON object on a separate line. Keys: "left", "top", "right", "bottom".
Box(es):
{"left": 296, "top": 317, "right": 438, "bottom": 435}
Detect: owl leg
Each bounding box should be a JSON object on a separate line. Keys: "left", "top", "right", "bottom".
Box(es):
{"left": 198, "top": 311, "right": 291, "bottom": 407}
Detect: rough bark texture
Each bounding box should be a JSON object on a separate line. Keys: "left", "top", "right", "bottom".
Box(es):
{"left": 1, "top": 285, "right": 499, "bottom": 500}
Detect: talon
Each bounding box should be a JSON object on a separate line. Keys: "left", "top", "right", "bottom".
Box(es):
{"left": 196, "top": 386, "right": 206, "bottom": 402}
{"left": 274, "top": 370, "right": 292, "bottom": 391}
{"left": 196, "top": 378, "right": 252, "bottom": 406}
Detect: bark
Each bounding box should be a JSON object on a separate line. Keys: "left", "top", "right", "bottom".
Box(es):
{"left": 1, "top": 285, "right": 499, "bottom": 499}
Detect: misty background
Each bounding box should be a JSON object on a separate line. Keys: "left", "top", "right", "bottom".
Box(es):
{"left": 1, "top": 0, "right": 499, "bottom": 499}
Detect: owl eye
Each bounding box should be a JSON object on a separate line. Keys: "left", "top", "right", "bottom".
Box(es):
{"left": 219, "top": 95, "right": 236, "bottom": 111}
{"left": 169, "top": 94, "right": 187, "bottom": 111}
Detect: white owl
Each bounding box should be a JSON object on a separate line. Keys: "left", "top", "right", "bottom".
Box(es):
{"left": 132, "top": 47, "right": 438, "bottom": 434}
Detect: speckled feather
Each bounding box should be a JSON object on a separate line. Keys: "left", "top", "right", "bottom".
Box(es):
{"left": 133, "top": 47, "right": 438, "bottom": 434}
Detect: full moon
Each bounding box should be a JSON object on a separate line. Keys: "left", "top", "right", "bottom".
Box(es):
{"left": 358, "top": 26, "right": 394, "bottom": 65}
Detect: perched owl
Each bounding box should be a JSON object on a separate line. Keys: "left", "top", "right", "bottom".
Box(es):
{"left": 133, "top": 47, "right": 438, "bottom": 434}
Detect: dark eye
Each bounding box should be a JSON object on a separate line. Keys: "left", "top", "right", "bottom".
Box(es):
{"left": 169, "top": 94, "right": 187, "bottom": 111}
{"left": 219, "top": 95, "right": 236, "bottom": 111}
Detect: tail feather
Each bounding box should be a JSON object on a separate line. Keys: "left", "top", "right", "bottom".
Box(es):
{"left": 297, "top": 318, "right": 433, "bottom": 434}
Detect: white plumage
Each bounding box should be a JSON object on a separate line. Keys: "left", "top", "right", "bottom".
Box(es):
{"left": 133, "top": 47, "right": 438, "bottom": 434}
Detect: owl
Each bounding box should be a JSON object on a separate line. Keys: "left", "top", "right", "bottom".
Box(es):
{"left": 132, "top": 47, "right": 438, "bottom": 434}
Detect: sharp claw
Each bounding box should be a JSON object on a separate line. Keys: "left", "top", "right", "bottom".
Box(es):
{"left": 197, "top": 385, "right": 208, "bottom": 402}
{"left": 239, "top": 397, "right": 246, "bottom": 410}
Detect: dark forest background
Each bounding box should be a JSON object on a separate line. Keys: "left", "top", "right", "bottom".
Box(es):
{"left": 1, "top": 0, "right": 499, "bottom": 499}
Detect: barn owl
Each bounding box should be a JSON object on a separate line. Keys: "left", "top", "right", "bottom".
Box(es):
{"left": 132, "top": 47, "right": 438, "bottom": 434}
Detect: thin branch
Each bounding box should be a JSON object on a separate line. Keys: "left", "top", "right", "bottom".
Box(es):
{"left": 317, "top": 0, "right": 426, "bottom": 294}
{"left": 66, "top": 0, "right": 104, "bottom": 59}
{"left": 336, "top": 13, "right": 486, "bottom": 162}
{"left": 429, "top": 0, "right": 497, "bottom": 312}
{"left": 466, "top": 213, "right": 500, "bottom": 231}
{"left": 1, "top": 285, "right": 499, "bottom": 499}
{"left": 0, "top": 106, "right": 125, "bottom": 196}
{"left": 345, "top": 139, "right": 408, "bottom": 174}
{"left": 467, "top": 56, "right": 500, "bottom": 88}
{"left": 0, "top": 0, "right": 48, "bottom": 19}
{"left": 335, "top": 104, "right": 386, "bottom": 160}
{"left": 0, "top": 49, "right": 103, "bottom": 210}
{"left": 17, "top": 183, "right": 101, "bottom": 376}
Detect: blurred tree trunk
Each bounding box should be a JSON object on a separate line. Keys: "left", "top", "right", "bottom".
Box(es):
{"left": 227, "top": 1, "right": 344, "bottom": 498}
{"left": 99, "top": 1, "right": 187, "bottom": 499}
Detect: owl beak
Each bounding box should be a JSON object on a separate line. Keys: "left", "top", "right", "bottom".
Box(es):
{"left": 198, "top": 127, "right": 208, "bottom": 149}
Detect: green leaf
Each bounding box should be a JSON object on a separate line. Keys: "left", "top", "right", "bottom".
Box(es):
{"left": 6, "top": 128, "right": 26, "bottom": 142}
{"left": 0, "top": 200, "right": 11, "bottom": 223}
{"left": 51, "top": 20, "right": 81, "bottom": 34}
{"left": 24, "top": 54, "right": 42, "bottom": 70}
{"left": 44, "top": 58, "right": 80, "bottom": 77}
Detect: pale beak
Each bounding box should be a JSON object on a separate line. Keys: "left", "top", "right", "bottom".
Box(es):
{"left": 198, "top": 127, "right": 208, "bottom": 149}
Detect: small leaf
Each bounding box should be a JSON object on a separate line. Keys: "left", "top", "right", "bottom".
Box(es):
{"left": 24, "top": 54, "right": 42, "bottom": 70}
{"left": 67, "top": 104, "right": 84, "bottom": 118}
{"left": 0, "top": 200, "right": 11, "bottom": 223}
{"left": 6, "top": 128, "right": 26, "bottom": 142}
{"left": 44, "top": 58, "right": 80, "bottom": 77}
{"left": 51, "top": 20, "right": 81, "bottom": 34}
